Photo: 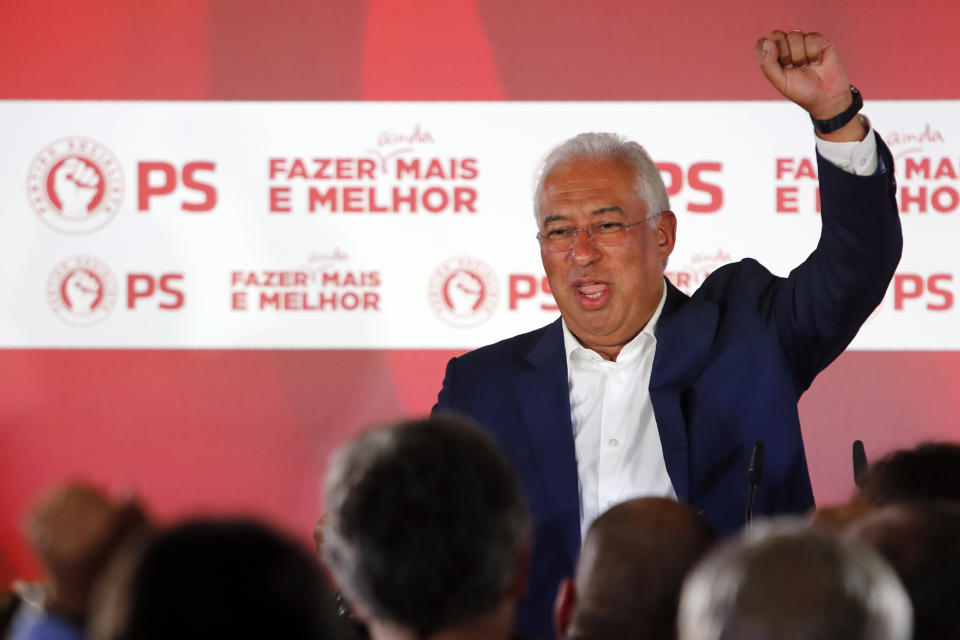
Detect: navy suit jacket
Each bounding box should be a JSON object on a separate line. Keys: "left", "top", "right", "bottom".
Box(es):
{"left": 433, "top": 137, "right": 901, "bottom": 638}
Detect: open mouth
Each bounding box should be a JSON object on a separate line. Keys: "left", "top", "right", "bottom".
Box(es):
{"left": 574, "top": 281, "right": 610, "bottom": 307}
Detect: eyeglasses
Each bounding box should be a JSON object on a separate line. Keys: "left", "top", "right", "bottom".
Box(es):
{"left": 535, "top": 214, "right": 659, "bottom": 252}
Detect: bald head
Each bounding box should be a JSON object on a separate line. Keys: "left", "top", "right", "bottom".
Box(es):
{"left": 567, "top": 498, "right": 716, "bottom": 640}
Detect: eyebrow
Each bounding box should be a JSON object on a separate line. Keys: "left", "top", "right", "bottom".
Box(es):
{"left": 542, "top": 206, "right": 624, "bottom": 225}
{"left": 592, "top": 206, "right": 624, "bottom": 216}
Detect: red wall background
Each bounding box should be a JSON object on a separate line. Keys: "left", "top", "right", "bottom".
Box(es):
{"left": 2, "top": 0, "right": 959, "bottom": 584}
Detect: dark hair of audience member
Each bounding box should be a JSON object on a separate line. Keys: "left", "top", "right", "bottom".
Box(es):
{"left": 322, "top": 415, "right": 531, "bottom": 639}
{"left": 858, "top": 442, "right": 960, "bottom": 506}
{"left": 119, "top": 518, "right": 348, "bottom": 640}
{"left": 564, "top": 497, "right": 716, "bottom": 640}
{"left": 851, "top": 502, "right": 960, "bottom": 640}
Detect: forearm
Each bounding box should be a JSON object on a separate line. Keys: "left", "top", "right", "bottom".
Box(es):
{"left": 777, "top": 134, "right": 901, "bottom": 388}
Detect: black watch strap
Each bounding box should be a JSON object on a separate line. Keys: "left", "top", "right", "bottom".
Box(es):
{"left": 811, "top": 86, "right": 863, "bottom": 134}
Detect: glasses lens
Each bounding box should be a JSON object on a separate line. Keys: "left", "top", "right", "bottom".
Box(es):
{"left": 540, "top": 222, "right": 636, "bottom": 251}
{"left": 539, "top": 229, "right": 575, "bottom": 251}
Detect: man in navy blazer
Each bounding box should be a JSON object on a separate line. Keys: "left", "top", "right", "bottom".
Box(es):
{"left": 433, "top": 31, "right": 901, "bottom": 639}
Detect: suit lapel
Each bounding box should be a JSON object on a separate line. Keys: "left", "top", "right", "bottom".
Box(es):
{"left": 514, "top": 318, "right": 581, "bottom": 565}
{"left": 650, "top": 280, "right": 719, "bottom": 501}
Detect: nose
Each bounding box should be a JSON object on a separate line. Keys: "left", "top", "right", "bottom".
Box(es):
{"left": 570, "top": 228, "right": 602, "bottom": 264}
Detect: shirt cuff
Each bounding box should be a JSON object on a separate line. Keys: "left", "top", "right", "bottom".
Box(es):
{"left": 815, "top": 115, "right": 878, "bottom": 176}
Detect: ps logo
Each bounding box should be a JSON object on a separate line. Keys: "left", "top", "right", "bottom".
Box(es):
{"left": 28, "top": 138, "right": 125, "bottom": 235}
{"left": 429, "top": 257, "right": 500, "bottom": 327}
{"left": 47, "top": 256, "right": 119, "bottom": 325}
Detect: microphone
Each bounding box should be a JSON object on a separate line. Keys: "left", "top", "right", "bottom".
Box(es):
{"left": 745, "top": 440, "right": 765, "bottom": 528}
{"left": 853, "top": 440, "right": 868, "bottom": 487}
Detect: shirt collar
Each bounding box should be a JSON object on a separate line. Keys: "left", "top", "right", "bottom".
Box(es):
{"left": 562, "top": 279, "right": 668, "bottom": 362}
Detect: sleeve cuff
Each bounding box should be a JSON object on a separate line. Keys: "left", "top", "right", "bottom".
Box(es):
{"left": 815, "top": 115, "right": 878, "bottom": 176}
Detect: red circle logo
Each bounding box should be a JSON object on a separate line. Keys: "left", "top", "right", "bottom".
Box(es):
{"left": 429, "top": 257, "right": 499, "bottom": 327}
{"left": 28, "top": 138, "right": 124, "bottom": 235}
{"left": 47, "top": 256, "right": 118, "bottom": 326}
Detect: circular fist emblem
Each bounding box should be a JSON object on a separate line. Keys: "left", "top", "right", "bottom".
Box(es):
{"left": 28, "top": 138, "right": 124, "bottom": 235}
{"left": 429, "top": 257, "right": 499, "bottom": 327}
{"left": 47, "top": 256, "right": 119, "bottom": 326}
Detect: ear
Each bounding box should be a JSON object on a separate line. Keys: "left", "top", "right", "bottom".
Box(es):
{"left": 313, "top": 514, "right": 327, "bottom": 555}
{"left": 655, "top": 210, "right": 677, "bottom": 263}
{"left": 554, "top": 578, "right": 576, "bottom": 638}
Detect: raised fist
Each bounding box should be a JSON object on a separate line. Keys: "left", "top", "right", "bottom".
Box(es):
{"left": 53, "top": 157, "right": 101, "bottom": 218}
{"left": 446, "top": 270, "right": 484, "bottom": 314}
{"left": 63, "top": 269, "right": 102, "bottom": 313}
{"left": 755, "top": 30, "right": 852, "bottom": 121}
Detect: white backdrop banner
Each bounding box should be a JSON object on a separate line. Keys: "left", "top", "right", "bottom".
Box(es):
{"left": 1, "top": 101, "right": 957, "bottom": 349}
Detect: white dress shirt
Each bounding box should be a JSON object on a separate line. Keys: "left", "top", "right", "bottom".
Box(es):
{"left": 562, "top": 123, "right": 879, "bottom": 540}
{"left": 563, "top": 285, "right": 675, "bottom": 542}
{"left": 816, "top": 116, "right": 878, "bottom": 175}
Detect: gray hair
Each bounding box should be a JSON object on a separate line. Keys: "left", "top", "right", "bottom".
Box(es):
{"left": 678, "top": 519, "right": 912, "bottom": 640}
{"left": 534, "top": 132, "right": 671, "bottom": 226}
{"left": 322, "top": 416, "right": 531, "bottom": 637}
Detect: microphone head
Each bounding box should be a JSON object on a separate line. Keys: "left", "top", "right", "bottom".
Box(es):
{"left": 747, "top": 440, "right": 765, "bottom": 485}
{"left": 853, "top": 439, "right": 868, "bottom": 486}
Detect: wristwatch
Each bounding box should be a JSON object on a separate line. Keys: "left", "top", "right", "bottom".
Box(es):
{"left": 811, "top": 86, "right": 863, "bottom": 134}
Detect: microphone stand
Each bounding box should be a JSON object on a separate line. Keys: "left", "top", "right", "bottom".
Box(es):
{"left": 745, "top": 440, "right": 765, "bottom": 530}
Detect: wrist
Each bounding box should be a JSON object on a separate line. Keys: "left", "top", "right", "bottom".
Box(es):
{"left": 811, "top": 86, "right": 863, "bottom": 134}
{"left": 815, "top": 114, "right": 868, "bottom": 143}
{"left": 809, "top": 90, "right": 854, "bottom": 121}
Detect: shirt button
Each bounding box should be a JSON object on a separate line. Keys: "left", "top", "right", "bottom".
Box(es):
{"left": 608, "top": 438, "right": 619, "bottom": 447}
{"left": 614, "top": 375, "right": 623, "bottom": 384}
{"left": 606, "top": 500, "right": 615, "bottom": 508}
